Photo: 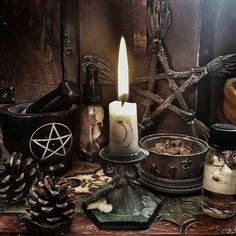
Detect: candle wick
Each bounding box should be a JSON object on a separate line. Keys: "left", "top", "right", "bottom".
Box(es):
{"left": 121, "top": 101, "right": 125, "bottom": 106}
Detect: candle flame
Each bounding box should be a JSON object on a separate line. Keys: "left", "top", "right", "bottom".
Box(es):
{"left": 118, "top": 36, "right": 129, "bottom": 101}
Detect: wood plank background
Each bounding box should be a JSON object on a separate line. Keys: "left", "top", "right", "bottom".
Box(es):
{"left": 0, "top": 0, "right": 62, "bottom": 102}
{"left": 0, "top": 0, "right": 235, "bottom": 130}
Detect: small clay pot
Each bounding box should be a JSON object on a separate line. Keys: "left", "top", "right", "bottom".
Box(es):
{"left": 0, "top": 103, "right": 78, "bottom": 175}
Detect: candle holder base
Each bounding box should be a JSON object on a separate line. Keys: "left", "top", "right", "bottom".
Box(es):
{"left": 82, "top": 148, "right": 162, "bottom": 230}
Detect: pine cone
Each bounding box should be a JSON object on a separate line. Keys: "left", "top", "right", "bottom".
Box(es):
{"left": 0, "top": 152, "right": 41, "bottom": 204}
{"left": 27, "top": 175, "right": 76, "bottom": 228}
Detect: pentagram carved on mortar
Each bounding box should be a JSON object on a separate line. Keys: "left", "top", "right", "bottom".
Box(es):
{"left": 29, "top": 122, "right": 72, "bottom": 161}
{"left": 81, "top": 0, "right": 236, "bottom": 141}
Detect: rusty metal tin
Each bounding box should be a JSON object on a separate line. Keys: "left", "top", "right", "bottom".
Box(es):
{"left": 139, "top": 133, "right": 209, "bottom": 195}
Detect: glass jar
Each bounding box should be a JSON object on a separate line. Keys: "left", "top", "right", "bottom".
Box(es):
{"left": 79, "top": 65, "right": 106, "bottom": 161}
{"left": 201, "top": 123, "right": 236, "bottom": 219}
{"left": 80, "top": 105, "right": 105, "bottom": 161}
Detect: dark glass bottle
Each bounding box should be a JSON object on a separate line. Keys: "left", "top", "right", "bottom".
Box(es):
{"left": 79, "top": 65, "right": 106, "bottom": 161}
{"left": 201, "top": 123, "right": 236, "bottom": 219}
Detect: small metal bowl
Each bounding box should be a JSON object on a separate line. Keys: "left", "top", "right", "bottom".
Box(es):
{"left": 139, "top": 133, "right": 209, "bottom": 195}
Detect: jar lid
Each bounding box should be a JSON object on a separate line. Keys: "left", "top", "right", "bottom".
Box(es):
{"left": 209, "top": 123, "right": 236, "bottom": 150}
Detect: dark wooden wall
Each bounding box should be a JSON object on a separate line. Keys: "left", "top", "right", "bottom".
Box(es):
{"left": 0, "top": 0, "right": 236, "bottom": 131}
{"left": 79, "top": 0, "right": 202, "bottom": 134}
{"left": 0, "top": 0, "right": 62, "bottom": 102}
{"left": 79, "top": 0, "right": 236, "bottom": 132}
{"left": 198, "top": 0, "right": 236, "bottom": 125}
{"left": 79, "top": 0, "right": 135, "bottom": 107}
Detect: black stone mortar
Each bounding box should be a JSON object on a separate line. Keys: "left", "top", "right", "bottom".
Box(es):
{"left": 0, "top": 103, "right": 78, "bottom": 175}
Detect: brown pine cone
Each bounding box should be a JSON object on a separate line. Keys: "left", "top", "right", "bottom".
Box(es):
{"left": 27, "top": 175, "right": 76, "bottom": 228}
{"left": 0, "top": 152, "right": 42, "bottom": 204}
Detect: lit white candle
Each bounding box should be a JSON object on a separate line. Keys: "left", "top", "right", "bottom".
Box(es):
{"left": 109, "top": 37, "right": 140, "bottom": 156}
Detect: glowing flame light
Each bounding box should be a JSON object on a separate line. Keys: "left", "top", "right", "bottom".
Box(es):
{"left": 118, "top": 36, "right": 129, "bottom": 102}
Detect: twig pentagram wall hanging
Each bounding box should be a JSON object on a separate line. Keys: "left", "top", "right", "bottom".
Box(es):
{"left": 81, "top": 0, "right": 236, "bottom": 141}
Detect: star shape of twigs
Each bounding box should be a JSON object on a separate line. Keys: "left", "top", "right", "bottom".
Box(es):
{"left": 81, "top": 53, "right": 236, "bottom": 140}
{"left": 136, "top": 0, "right": 209, "bottom": 138}
{"left": 81, "top": 0, "right": 236, "bottom": 140}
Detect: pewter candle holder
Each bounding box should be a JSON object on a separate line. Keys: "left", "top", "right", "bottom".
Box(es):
{"left": 82, "top": 147, "right": 162, "bottom": 230}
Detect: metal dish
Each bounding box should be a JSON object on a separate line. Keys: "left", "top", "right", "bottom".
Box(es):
{"left": 139, "top": 133, "right": 209, "bottom": 195}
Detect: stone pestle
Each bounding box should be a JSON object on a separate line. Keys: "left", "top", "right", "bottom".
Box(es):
{"left": 25, "top": 81, "right": 80, "bottom": 113}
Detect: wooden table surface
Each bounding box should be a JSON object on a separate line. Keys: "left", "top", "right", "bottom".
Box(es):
{"left": 1, "top": 197, "right": 235, "bottom": 235}
{"left": 0, "top": 150, "right": 235, "bottom": 235}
